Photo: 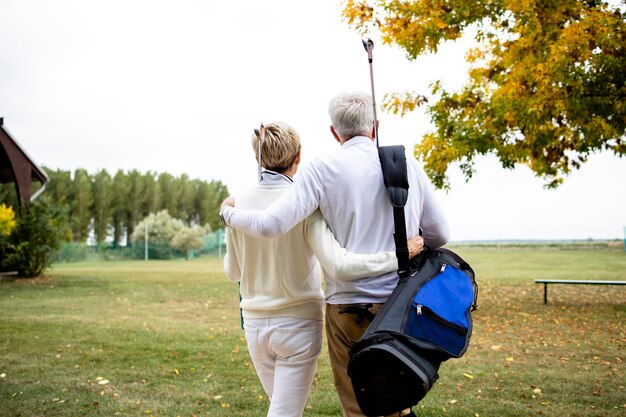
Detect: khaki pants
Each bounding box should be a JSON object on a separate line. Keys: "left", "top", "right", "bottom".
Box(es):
{"left": 325, "top": 304, "right": 404, "bottom": 417}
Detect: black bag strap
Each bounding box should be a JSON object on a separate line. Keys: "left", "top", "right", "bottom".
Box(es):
{"left": 378, "top": 145, "right": 411, "bottom": 277}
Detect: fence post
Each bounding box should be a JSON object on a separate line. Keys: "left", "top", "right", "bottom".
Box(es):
{"left": 145, "top": 223, "right": 149, "bottom": 260}
{"left": 218, "top": 228, "right": 225, "bottom": 257}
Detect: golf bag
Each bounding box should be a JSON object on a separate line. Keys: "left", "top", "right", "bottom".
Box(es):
{"left": 347, "top": 146, "right": 478, "bottom": 417}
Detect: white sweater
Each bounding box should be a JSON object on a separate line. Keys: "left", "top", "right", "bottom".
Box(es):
{"left": 223, "top": 171, "right": 398, "bottom": 320}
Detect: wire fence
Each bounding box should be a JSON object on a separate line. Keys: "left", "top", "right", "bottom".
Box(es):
{"left": 53, "top": 230, "right": 226, "bottom": 262}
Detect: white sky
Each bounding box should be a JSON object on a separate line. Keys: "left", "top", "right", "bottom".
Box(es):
{"left": 1, "top": 0, "right": 625, "bottom": 241}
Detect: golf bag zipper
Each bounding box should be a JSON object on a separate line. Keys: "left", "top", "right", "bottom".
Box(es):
{"left": 399, "top": 265, "right": 442, "bottom": 330}
{"left": 414, "top": 304, "right": 467, "bottom": 334}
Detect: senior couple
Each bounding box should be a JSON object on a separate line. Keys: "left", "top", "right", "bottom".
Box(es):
{"left": 220, "top": 91, "right": 449, "bottom": 417}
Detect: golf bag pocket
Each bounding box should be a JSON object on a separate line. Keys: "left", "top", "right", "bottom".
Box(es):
{"left": 404, "top": 263, "right": 476, "bottom": 358}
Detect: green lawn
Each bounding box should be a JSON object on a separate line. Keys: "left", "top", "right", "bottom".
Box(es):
{"left": 1, "top": 247, "right": 625, "bottom": 416}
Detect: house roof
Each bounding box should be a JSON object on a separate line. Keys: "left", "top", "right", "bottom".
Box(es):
{"left": 0, "top": 117, "right": 48, "bottom": 203}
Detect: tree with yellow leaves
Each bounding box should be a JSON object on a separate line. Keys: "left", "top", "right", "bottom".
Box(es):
{"left": 344, "top": 0, "right": 626, "bottom": 188}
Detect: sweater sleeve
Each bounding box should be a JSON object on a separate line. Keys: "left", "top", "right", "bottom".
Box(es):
{"left": 305, "top": 210, "right": 398, "bottom": 281}
{"left": 222, "top": 228, "right": 241, "bottom": 283}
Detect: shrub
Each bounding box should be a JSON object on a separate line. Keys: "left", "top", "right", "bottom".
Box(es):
{"left": 0, "top": 202, "right": 65, "bottom": 277}
{"left": 130, "top": 210, "right": 184, "bottom": 259}
{"left": 171, "top": 226, "right": 204, "bottom": 260}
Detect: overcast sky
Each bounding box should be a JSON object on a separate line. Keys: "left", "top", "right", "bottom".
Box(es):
{"left": 1, "top": 0, "right": 625, "bottom": 241}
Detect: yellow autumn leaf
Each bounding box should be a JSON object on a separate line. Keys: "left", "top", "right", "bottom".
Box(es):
{"left": 220, "top": 402, "right": 231, "bottom": 408}
{"left": 0, "top": 203, "right": 16, "bottom": 236}
{"left": 463, "top": 373, "right": 474, "bottom": 379}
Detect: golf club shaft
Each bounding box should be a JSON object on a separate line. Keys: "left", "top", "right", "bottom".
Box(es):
{"left": 258, "top": 139, "right": 262, "bottom": 183}
{"left": 368, "top": 61, "right": 379, "bottom": 147}
{"left": 362, "top": 38, "right": 379, "bottom": 147}
{"left": 258, "top": 124, "right": 265, "bottom": 183}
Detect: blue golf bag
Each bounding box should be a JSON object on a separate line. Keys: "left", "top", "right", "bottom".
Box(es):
{"left": 347, "top": 146, "right": 478, "bottom": 416}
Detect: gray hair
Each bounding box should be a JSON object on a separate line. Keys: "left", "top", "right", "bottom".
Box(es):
{"left": 328, "top": 91, "right": 374, "bottom": 140}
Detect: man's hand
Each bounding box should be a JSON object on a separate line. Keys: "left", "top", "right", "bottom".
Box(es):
{"left": 219, "top": 197, "right": 235, "bottom": 226}
{"left": 407, "top": 236, "right": 424, "bottom": 259}
{"left": 221, "top": 196, "right": 235, "bottom": 208}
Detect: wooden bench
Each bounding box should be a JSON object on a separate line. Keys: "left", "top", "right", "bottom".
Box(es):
{"left": 534, "top": 279, "right": 626, "bottom": 304}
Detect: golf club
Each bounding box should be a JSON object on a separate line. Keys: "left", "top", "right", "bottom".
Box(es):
{"left": 255, "top": 123, "right": 266, "bottom": 183}
{"left": 362, "top": 37, "right": 379, "bottom": 147}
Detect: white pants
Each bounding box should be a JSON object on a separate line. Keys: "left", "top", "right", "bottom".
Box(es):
{"left": 243, "top": 316, "right": 323, "bottom": 417}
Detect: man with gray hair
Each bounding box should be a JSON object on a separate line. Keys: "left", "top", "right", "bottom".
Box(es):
{"left": 220, "top": 92, "right": 449, "bottom": 417}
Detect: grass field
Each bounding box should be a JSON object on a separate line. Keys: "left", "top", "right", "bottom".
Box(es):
{"left": 1, "top": 246, "right": 625, "bottom": 416}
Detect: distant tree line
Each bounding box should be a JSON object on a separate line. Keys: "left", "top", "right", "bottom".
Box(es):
{"left": 0, "top": 168, "right": 229, "bottom": 248}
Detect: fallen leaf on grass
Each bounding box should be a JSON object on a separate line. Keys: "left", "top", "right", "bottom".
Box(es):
{"left": 463, "top": 373, "right": 474, "bottom": 379}
{"left": 220, "top": 402, "right": 230, "bottom": 408}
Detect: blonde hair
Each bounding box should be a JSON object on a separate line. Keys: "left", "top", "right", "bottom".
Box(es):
{"left": 251, "top": 122, "right": 301, "bottom": 173}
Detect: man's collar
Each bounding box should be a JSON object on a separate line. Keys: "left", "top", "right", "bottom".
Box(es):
{"left": 341, "top": 136, "right": 374, "bottom": 148}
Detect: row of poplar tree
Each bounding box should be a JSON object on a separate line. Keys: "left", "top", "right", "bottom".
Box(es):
{"left": 0, "top": 168, "right": 229, "bottom": 248}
